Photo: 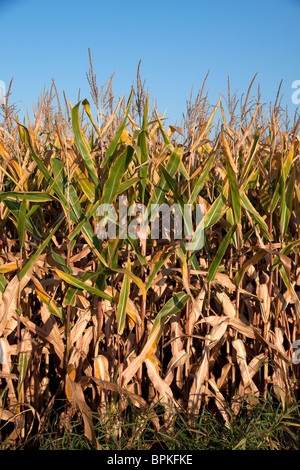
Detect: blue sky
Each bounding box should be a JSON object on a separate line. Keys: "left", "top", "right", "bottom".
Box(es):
{"left": 0, "top": 0, "right": 299, "bottom": 125}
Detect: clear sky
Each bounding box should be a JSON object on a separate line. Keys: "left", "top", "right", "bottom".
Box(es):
{"left": 0, "top": 0, "right": 299, "bottom": 126}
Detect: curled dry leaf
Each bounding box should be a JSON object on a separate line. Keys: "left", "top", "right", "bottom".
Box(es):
{"left": 94, "top": 354, "right": 110, "bottom": 394}
{"left": 40, "top": 304, "right": 64, "bottom": 364}
{"left": 0, "top": 275, "right": 19, "bottom": 336}
{"left": 69, "top": 309, "right": 91, "bottom": 345}
{"left": 81, "top": 375, "right": 148, "bottom": 410}
{"left": 18, "top": 314, "right": 64, "bottom": 365}
{"left": 65, "top": 365, "right": 101, "bottom": 450}
{"left": 270, "top": 327, "right": 292, "bottom": 402}
{"left": 207, "top": 318, "right": 230, "bottom": 344}
{"left": 188, "top": 287, "right": 206, "bottom": 334}
{"left": 257, "top": 279, "right": 271, "bottom": 323}
{"left": 188, "top": 346, "right": 209, "bottom": 415}
{"left": 208, "top": 378, "right": 231, "bottom": 428}
{"left": 165, "top": 349, "right": 191, "bottom": 386}
{"left": 145, "top": 355, "right": 176, "bottom": 429}
{"left": 215, "top": 291, "right": 236, "bottom": 317}
{"left": 232, "top": 339, "right": 259, "bottom": 398}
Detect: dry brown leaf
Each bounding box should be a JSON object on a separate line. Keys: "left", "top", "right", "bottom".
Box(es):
{"left": 76, "top": 325, "right": 94, "bottom": 358}
{"left": 216, "top": 362, "right": 232, "bottom": 390}
{"left": 145, "top": 355, "right": 176, "bottom": 427}
{"left": 257, "top": 280, "right": 271, "bottom": 323}
{"left": 207, "top": 318, "right": 230, "bottom": 344}
{"left": 208, "top": 378, "right": 231, "bottom": 428}
{"left": 94, "top": 354, "right": 110, "bottom": 395}
{"left": 65, "top": 365, "right": 101, "bottom": 450}
{"left": 215, "top": 291, "right": 236, "bottom": 317}
{"left": 0, "top": 275, "right": 19, "bottom": 336}
{"left": 232, "top": 339, "right": 259, "bottom": 398}
{"left": 232, "top": 352, "right": 266, "bottom": 415}
{"left": 69, "top": 309, "right": 91, "bottom": 345}
{"left": 40, "top": 304, "right": 64, "bottom": 363}
{"left": 269, "top": 327, "right": 292, "bottom": 402}
{"left": 188, "top": 288, "right": 206, "bottom": 334}
{"left": 0, "top": 337, "right": 17, "bottom": 405}
{"left": 188, "top": 346, "right": 209, "bottom": 415}
{"left": 81, "top": 376, "right": 147, "bottom": 409}
{"left": 18, "top": 314, "right": 64, "bottom": 363}
{"left": 165, "top": 350, "right": 191, "bottom": 386}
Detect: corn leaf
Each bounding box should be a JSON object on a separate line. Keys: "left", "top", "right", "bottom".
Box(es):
{"left": 55, "top": 269, "right": 113, "bottom": 302}
{"left": 207, "top": 224, "right": 237, "bottom": 282}
{"left": 116, "top": 258, "right": 131, "bottom": 335}
{"left": 101, "top": 89, "right": 133, "bottom": 168}
{"left": 71, "top": 101, "right": 99, "bottom": 186}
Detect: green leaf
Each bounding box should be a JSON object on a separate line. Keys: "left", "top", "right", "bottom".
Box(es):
{"left": 116, "top": 258, "right": 131, "bottom": 335}
{"left": 51, "top": 248, "right": 72, "bottom": 274}
{"left": 0, "top": 274, "right": 7, "bottom": 293}
{"left": 62, "top": 271, "right": 98, "bottom": 307}
{"left": 240, "top": 191, "right": 272, "bottom": 240}
{"left": 68, "top": 200, "right": 100, "bottom": 241}
{"left": 189, "top": 182, "right": 229, "bottom": 253}
{"left": 189, "top": 152, "right": 215, "bottom": 204}
{"left": 117, "top": 177, "right": 140, "bottom": 195}
{"left": 126, "top": 235, "right": 147, "bottom": 265}
{"left": 3, "top": 199, "right": 42, "bottom": 239}
{"left": 102, "top": 267, "right": 146, "bottom": 301}
{"left": 280, "top": 167, "right": 295, "bottom": 238}
{"left": 17, "top": 124, "right": 67, "bottom": 206}
{"left": 240, "top": 130, "right": 260, "bottom": 182}
{"left": 0, "top": 191, "right": 55, "bottom": 203}
{"left": 149, "top": 291, "right": 190, "bottom": 341}
{"left": 159, "top": 165, "right": 194, "bottom": 239}
{"left": 71, "top": 101, "right": 99, "bottom": 187}
{"left": 82, "top": 98, "right": 101, "bottom": 138}
{"left": 138, "top": 92, "right": 149, "bottom": 203}
{"left": 17, "top": 197, "right": 27, "bottom": 250}
{"left": 51, "top": 157, "right": 82, "bottom": 223}
{"left": 101, "top": 89, "right": 133, "bottom": 168}
{"left": 271, "top": 238, "right": 300, "bottom": 271}
{"left": 19, "top": 216, "right": 65, "bottom": 280}
{"left": 234, "top": 249, "right": 267, "bottom": 285}
{"left": 51, "top": 158, "right": 102, "bottom": 257}
{"left": 101, "top": 145, "right": 134, "bottom": 205}
{"left": 226, "top": 160, "right": 241, "bottom": 224}
{"left": 148, "top": 147, "right": 182, "bottom": 214}
{"left": 204, "top": 182, "right": 229, "bottom": 229}
{"left": 207, "top": 225, "right": 237, "bottom": 282}
{"left": 55, "top": 269, "right": 113, "bottom": 302}
{"left": 145, "top": 248, "right": 175, "bottom": 291}
{"left": 179, "top": 162, "right": 190, "bottom": 181}
{"left": 153, "top": 107, "right": 174, "bottom": 152}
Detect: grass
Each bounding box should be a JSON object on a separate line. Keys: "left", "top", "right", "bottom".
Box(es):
{"left": 1, "top": 392, "right": 299, "bottom": 450}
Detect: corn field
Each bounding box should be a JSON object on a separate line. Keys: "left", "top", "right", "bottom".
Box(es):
{"left": 0, "top": 65, "right": 299, "bottom": 449}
